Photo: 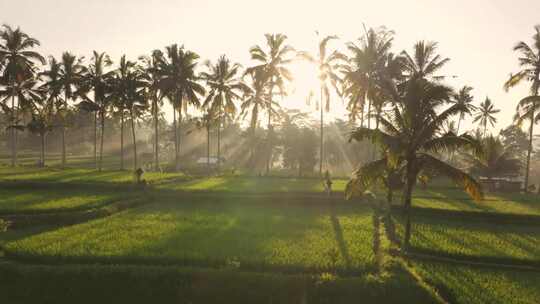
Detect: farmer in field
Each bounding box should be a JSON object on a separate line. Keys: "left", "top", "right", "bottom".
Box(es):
{"left": 323, "top": 170, "right": 333, "bottom": 197}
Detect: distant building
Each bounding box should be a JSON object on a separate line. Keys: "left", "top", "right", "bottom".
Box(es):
{"left": 478, "top": 176, "right": 523, "bottom": 192}
{"left": 196, "top": 156, "right": 226, "bottom": 167}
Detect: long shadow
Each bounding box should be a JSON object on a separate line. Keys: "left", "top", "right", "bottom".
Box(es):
{"left": 329, "top": 205, "right": 352, "bottom": 270}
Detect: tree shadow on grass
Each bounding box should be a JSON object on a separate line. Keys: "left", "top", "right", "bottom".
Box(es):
{"left": 330, "top": 205, "right": 352, "bottom": 270}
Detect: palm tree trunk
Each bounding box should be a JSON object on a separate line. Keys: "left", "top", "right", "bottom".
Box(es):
{"left": 207, "top": 123, "right": 211, "bottom": 173}
{"left": 320, "top": 86, "right": 324, "bottom": 176}
{"left": 456, "top": 115, "right": 462, "bottom": 135}
{"left": 10, "top": 95, "right": 15, "bottom": 167}
{"left": 525, "top": 94, "right": 537, "bottom": 192}
{"left": 61, "top": 92, "right": 68, "bottom": 169}
{"left": 130, "top": 109, "right": 137, "bottom": 171}
{"left": 178, "top": 102, "right": 183, "bottom": 170}
{"left": 217, "top": 110, "right": 221, "bottom": 172}
{"left": 41, "top": 134, "right": 46, "bottom": 168}
{"left": 94, "top": 111, "right": 98, "bottom": 169}
{"left": 483, "top": 122, "right": 487, "bottom": 138}
{"left": 403, "top": 163, "right": 416, "bottom": 250}
{"left": 154, "top": 99, "right": 159, "bottom": 171}
{"left": 99, "top": 109, "right": 105, "bottom": 172}
{"left": 266, "top": 85, "right": 273, "bottom": 175}
{"left": 120, "top": 108, "right": 124, "bottom": 170}
{"left": 173, "top": 103, "right": 178, "bottom": 171}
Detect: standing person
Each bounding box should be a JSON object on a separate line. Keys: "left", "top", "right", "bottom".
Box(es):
{"left": 323, "top": 170, "right": 333, "bottom": 197}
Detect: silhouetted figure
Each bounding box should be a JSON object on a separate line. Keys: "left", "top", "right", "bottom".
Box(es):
{"left": 323, "top": 170, "right": 333, "bottom": 197}
{"left": 134, "top": 168, "right": 147, "bottom": 187}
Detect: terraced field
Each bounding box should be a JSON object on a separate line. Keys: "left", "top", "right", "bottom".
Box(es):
{"left": 5, "top": 200, "right": 375, "bottom": 274}
{"left": 394, "top": 215, "right": 540, "bottom": 263}
{"left": 0, "top": 188, "right": 126, "bottom": 213}
{"left": 415, "top": 261, "right": 540, "bottom": 304}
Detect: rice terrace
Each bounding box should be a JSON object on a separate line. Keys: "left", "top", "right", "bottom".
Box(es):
{"left": 2, "top": 1, "right": 540, "bottom": 303}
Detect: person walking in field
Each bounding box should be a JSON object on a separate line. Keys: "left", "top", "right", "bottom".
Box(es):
{"left": 323, "top": 170, "right": 333, "bottom": 197}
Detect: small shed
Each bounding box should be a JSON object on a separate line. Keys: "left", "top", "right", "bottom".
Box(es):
{"left": 478, "top": 177, "right": 523, "bottom": 192}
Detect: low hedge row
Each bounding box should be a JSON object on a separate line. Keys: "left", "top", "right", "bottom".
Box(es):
{"left": 0, "top": 261, "right": 440, "bottom": 304}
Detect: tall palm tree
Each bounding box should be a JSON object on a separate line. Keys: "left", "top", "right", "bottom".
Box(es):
{"left": 451, "top": 86, "right": 476, "bottom": 134}
{"left": 249, "top": 33, "right": 294, "bottom": 174}
{"left": 57, "top": 52, "right": 86, "bottom": 168}
{"left": 0, "top": 24, "right": 45, "bottom": 166}
{"left": 159, "top": 44, "right": 205, "bottom": 170}
{"left": 201, "top": 55, "right": 246, "bottom": 169}
{"left": 140, "top": 50, "right": 165, "bottom": 171}
{"left": 342, "top": 27, "right": 394, "bottom": 129}
{"left": 504, "top": 25, "right": 540, "bottom": 191}
{"left": 111, "top": 55, "right": 135, "bottom": 170}
{"left": 473, "top": 97, "right": 500, "bottom": 137}
{"left": 347, "top": 77, "right": 483, "bottom": 249}
{"left": 124, "top": 65, "right": 147, "bottom": 171}
{"left": 401, "top": 41, "right": 450, "bottom": 80}
{"left": 77, "top": 51, "right": 113, "bottom": 171}
{"left": 241, "top": 68, "right": 271, "bottom": 167}
{"left": 298, "top": 33, "right": 344, "bottom": 174}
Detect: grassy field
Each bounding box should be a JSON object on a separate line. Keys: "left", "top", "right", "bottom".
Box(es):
{"left": 394, "top": 215, "right": 540, "bottom": 263}
{"left": 414, "top": 261, "right": 540, "bottom": 304}
{"left": 5, "top": 200, "right": 375, "bottom": 274}
{"left": 3, "top": 165, "right": 540, "bottom": 303}
{"left": 0, "top": 188, "right": 126, "bottom": 213}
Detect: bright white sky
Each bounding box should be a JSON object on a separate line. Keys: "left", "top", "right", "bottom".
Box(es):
{"left": 2, "top": 0, "right": 539, "bottom": 134}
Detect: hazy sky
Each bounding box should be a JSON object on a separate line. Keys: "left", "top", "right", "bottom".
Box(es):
{"left": 2, "top": 0, "right": 539, "bottom": 133}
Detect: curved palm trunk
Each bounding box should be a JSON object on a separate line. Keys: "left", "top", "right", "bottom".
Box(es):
{"left": 173, "top": 103, "right": 178, "bottom": 171}
{"left": 120, "top": 108, "right": 124, "bottom": 170}
{"left": 524, "top": 84, "right": 539, "bottom": 192}
{"left": 130, "top": 109, "right": 138, "bottom": 171}
{"left": 154, "top": 99, "right": 159, "bottom": 171}
{"left": 98, "top": 109, "right": 105, "bottom": 172}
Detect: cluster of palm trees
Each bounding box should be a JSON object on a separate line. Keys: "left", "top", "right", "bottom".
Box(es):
{"left": 1, "top": 23, "right": 539, "bottom": 183}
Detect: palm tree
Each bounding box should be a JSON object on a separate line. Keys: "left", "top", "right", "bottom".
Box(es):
{"left": 504, "top": 25, "right": 540, "bottom": 191}
{"left": 401, "top": 41, "right": 450, "bottom": 80}
{"left": 201, "top": 55, "right": 246, "bottom": 169}
{"left": 124, "top": 65, "right": 147, "bottom": 171}
{"left": 347, "top": 77, "right": 483, "bottom": 249}
{"left": 473, "top": 97, "right": 500, "bottom": 137}
{"left": 465, "top": 135, "right": 521, "bottom": 181}
{"left": 342, "top": 27, "right": 394, "bottom": 129}
{"left": 111, "top": 55, "right": 135, "bottom": 170}
{"left": 249, "top": 33, "right": 294, "bottom": 174}
{"left": 159, "top": 44, "right": 205, "bottom": 170}
{"left": 240, "top": 68, "right": 271, "bottom": 167}
{"left": 77, "top": 51, "right": 113, "bottom": 171}
{"left": 10, "top": 94, "right": 55, "bottom": 167}
{"left": 451, "top": 86, "right": 476, "bottom": 134}
{"left": 0, "top": 24, "right": 45, "bottom": 166}
{"left": 57, "top": 52, "right": 86, "bottom": 168}
{"left": 298, "top": 33, "right": 344, "bottom": 174}
{"left": 140, "top": 50, "right": 165, "bottom": 171}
